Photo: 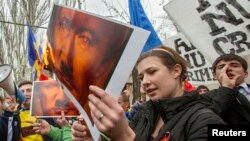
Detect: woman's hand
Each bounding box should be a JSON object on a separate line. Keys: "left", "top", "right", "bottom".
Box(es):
{"left": 88, "top": 85, "right": 135, "bottom": 141}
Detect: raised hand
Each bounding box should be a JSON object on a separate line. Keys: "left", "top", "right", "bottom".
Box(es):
{"left": 71, "top": 117, "right": 90, "bottom": 141}
{"left": 26, "top": 119, "right": 51, "bottom": 135}
{"left": 54, "top": 111, "right": 70, "bottom": 127}
{"left": 215, "top": 64, "right": 240, "bottom": 89}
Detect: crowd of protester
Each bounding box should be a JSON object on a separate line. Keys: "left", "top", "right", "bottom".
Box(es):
{"left": 1, "top": 45, "right": 250, "bottom": 141}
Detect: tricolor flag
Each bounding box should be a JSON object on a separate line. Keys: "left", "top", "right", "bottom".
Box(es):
{"left": 129, "top": 0, "right": 162, "bottom": 52}
{"left": 27, "top": 25, "right": 40, "bottom": 67}
{"left": 27, "top": 26, "right": 45, "bottom": 80}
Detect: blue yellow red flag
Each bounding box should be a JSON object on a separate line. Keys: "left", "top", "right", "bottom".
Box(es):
{"left": 27, "top": 26, "right": 40, "bottom": 67}
{"left": 39, "top": 45, "right": 43, "bottom": 59}
{"left": 27, "top": 25, "right": 44, "bottom": 81}
{"left": 129, "top": 0, "right": 162, "bottom": 52}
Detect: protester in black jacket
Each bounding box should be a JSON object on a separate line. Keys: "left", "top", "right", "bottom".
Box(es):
{"left": 71, "top": 46, "right": 225, "bottom": 141}
{"left": 130, "top": 91, "right": 224, "bottom": 141}
{"left": 201, "top": 54, "right": 250, "bottom": 124}
{"left": 0, "top": 94, "right": 21, "bottom": 141}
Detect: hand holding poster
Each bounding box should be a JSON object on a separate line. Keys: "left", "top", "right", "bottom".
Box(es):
{"left": 46, "top": 5, "right": 149, "bottom": 140}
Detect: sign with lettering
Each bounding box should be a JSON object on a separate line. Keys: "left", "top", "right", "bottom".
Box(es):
{"left": 164, "top": 0, "right": 250, "bottom": 63}
{"left": 164, "top": 33, "right": 217, "bottom": 85}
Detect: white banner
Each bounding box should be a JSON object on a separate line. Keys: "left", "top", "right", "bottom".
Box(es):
{"left": 164, "top": 33, "right": 217, "bottom": 85}
{"left": 164, "top": 0, "right": 250, "bottom": 63}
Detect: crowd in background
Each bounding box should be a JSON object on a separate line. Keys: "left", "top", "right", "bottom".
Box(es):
{"left": 0, "top": 45, "right": 250, "bottom": 141}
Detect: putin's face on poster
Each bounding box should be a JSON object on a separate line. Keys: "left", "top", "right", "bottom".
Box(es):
{"left": 47, "top": 5, "right": 133, "bottom": 117}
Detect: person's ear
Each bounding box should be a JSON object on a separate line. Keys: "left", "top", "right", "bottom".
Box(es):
{"left": 244, "top": 71, "right": 248, "bottom": 78}
{"left": 213, "top": 72, "right": 218, "bottom": 80}
{"left": 172, "top": 64, "right": 182, "bottom": 79}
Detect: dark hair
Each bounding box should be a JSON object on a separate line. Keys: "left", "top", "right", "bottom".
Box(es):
{"left": 120, "top": 92, "right": 129, "bottom": 102}
{"left": 212, "top": 54, "right": 248, "bottom": 74}
{"left": 17, "top": 80, "right": 32, "bottom": 88}
{"left": 197, "top": 85, "right": 209, "bottom": 91}
{"left": 136, "top": 46, "right": 188, "bottom": 82}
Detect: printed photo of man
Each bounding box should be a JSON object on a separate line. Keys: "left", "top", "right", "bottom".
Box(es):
{"left": 47, "top": 5, "right": 133, "bottom": 117}
{"left": 31, "top": 80, "right": 79, "bottom": 117}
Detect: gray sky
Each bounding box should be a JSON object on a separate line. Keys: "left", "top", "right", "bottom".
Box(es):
{"left": 85, "top": 0, "right": 167, "bottom": 19}
{"left": 37, "top": 0, "right": 175, "bottom": 44}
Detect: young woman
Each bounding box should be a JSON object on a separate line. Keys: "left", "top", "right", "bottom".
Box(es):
{"left": 71, "top": 46, "right": 225, "bottom": 141}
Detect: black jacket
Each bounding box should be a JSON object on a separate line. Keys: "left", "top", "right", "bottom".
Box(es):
{"left": 129, "top": 92, "right": 225, "bottom": 141}
{"left": 0, "top": 111, "right": 21, "bottom": 141}
{"left": 200, "top": 86, "right": 250, "bottom": 124}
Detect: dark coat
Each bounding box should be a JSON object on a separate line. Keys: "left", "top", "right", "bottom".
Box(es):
{"left": 200, "top": 86, "right": 250, "bottom": 124}
{"left": 0, "top": 111, "right": 21, "bottom": 141}
{"left": 129, "top": 92, "right": 225, "bottom": 141}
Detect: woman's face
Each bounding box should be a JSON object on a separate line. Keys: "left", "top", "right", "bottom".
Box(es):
{"left": 137, "top": 56, "right": 181, "bottom": 101}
